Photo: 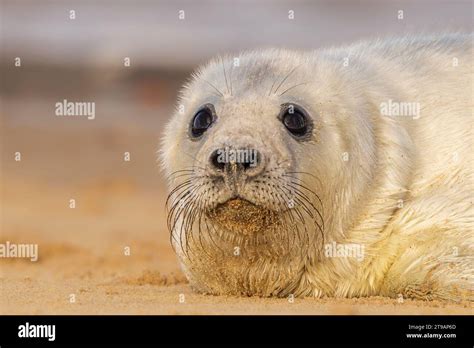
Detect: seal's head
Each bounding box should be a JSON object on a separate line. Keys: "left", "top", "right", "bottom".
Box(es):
{"left": 160, "top": 49, "right": 378, "bottom": 296}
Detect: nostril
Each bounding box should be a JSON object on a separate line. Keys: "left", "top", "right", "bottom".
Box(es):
{"left": 242, "top": 150, "right": 261, "bottom": 170}
{"left": 210, "top": 149, "right": 225, "bottom": 171}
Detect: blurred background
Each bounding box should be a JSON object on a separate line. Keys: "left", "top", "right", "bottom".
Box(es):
{"left": 0, "top": 0, "right": 472, "bottom": 313}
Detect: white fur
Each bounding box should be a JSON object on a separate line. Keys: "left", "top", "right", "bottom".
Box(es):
{"left": 160, "top": 33, "right": 473, "bottom": 301}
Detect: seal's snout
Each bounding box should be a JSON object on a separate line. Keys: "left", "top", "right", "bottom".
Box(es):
{"left": 208, "top": 147, "right": 265, "bottom": 178}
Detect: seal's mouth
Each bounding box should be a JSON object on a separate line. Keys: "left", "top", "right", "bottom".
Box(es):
{"left": 207, "top": 198, "right": 281, "bottom": 236}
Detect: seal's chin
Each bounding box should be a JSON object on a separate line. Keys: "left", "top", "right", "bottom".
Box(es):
{"left": 207, "top": 198, "right": 281, "bottom": 236}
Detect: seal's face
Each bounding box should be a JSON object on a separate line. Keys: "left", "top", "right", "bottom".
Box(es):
{"left": 161, "top": 50, "right": 376, "bottom": 296}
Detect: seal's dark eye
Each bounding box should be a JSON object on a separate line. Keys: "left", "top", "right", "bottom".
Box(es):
{"left": 191, "top": 107, "right": 213, "bottom": 137}
{"left": 282, "top": 105, "right": 309, "bottom": 137}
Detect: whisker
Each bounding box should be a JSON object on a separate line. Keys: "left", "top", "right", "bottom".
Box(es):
{"left": 273, "top": 184, "right": 305, "bottom": 248}
{"left": 221, "top": 56, "right": 230, "bottom": 95}
{"left": 272, "top": 63, "right": 302, "bottom": 95}
{"left": 278, "top": 82, "right": 309, "bottom": 97}
{"left": 286, "top": 184, "right": 324, "bottom": 250}
{"left": 165, "top": 179, "right": 194, "bottom": 209}
{"left": 229, "top": 60, "right": 233, "bottom": 96}
{"left": 201, "top": 78, "right": 225, "bottom": 97}
{"left": 285, "top": 171, "right": 323, "bottom": 185}
{"left": 182, "top": 151, "right": 208, "bottom": 167}
{"left": 268, "top": 76, "right": 279, "bottom": 97}
{"left": 166, "top": 166, "right": 206, "bottom": 180}
{"left": 287, "top": 181, "right": 324, "bottom": 228}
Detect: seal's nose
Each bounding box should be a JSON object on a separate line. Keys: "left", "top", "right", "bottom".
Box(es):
{"left": 209, "top": 147, "right": 264, "bottom": 177}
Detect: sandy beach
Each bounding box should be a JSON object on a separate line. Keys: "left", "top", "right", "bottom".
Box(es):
{"left": 1, "top": 116, "right": 472, "bottom": 315}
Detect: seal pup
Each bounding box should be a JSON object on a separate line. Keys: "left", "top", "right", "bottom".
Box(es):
{"left": 161, "top": 33, "right": 473, "bottom": 301}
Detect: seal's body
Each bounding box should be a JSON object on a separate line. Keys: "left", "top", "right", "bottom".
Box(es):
{"left": 161, "top": 33, "right": 473, "bottom": 301}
